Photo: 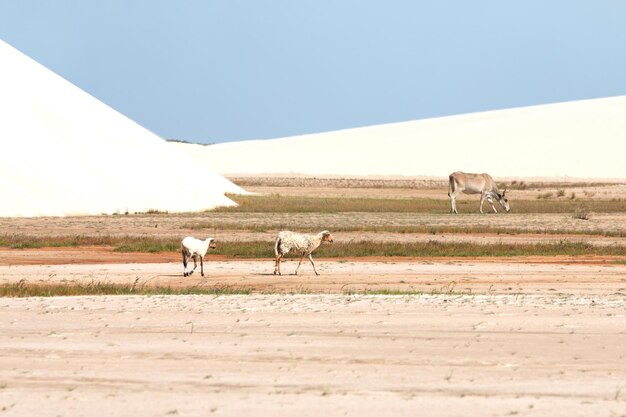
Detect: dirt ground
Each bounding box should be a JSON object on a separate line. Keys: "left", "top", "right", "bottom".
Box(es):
{"left": 0, "top": 252, "right": 625, "bottom": 296}
{"left": 1, "top": 177, "right": 625, "bottom": 416}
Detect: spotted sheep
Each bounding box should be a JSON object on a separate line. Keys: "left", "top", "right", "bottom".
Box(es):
{"left": 273, "top": 230, "right": 334, "bottom": 276}
{"left": 180, "top": 236, "right": 217, "bottom": 277}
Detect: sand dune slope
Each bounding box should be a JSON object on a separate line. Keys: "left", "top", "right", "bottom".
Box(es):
{"left": 0, "top": 40, "right": 246, "bottom": 217}
{"left": 172, "top": 96, "right": 626, "bottom": 179}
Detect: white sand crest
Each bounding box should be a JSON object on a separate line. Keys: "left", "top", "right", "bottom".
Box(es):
{"left": 0, "top": 40, "right": 247, "bottom": 217}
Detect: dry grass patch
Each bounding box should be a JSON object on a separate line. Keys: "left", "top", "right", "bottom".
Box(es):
{"left": 0, "top": 235, "right": 177, "bottom": 251}
{"left": 176, "top": 240, "right": 626, "bottom": 259}
{"left": 0, "top": 234, "right": 124, "bottom": 249}
{"left": 502, "top": 180, "right": 618, "bottom": 190}
{"left": 218, "top": 194, "right": 626, "bottom": 214}
{"left": 0, "top": 279, "right": 252, "bottom": 297}
{"left": 11, "top": 238, "right": 621, "bottom": 258}
{"left": 310, "top": 240, "right": 626, "bottom": 258}
{"left": 217, "top": 194, "right": 447, "bottom": 213}
{"left": 182, "top": 221, "right": 626, "bottom": 237}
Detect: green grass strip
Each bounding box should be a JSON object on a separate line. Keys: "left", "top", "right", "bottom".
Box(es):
{"left": 0, "top": 280, "right": 252, "bottom": 297}
{"left": 113, "top": 241, "right": 179, "bottom": 253}
{"left": 0, "top": 281, "right": 466, "bottom": 298}
{"left": 0, "top": 235, "right": 168, "bottom": 249}
{"left": 216, "top": 194, "right": 626, "bottom": 214}
{"left": 215, "top": 240, "right": 626, "bottom": 258}
{"left": 181, "top": 221, "right": 626, "bottom": 238}
{"left": 2, "top": 237, "right": 625, "bottom": 258}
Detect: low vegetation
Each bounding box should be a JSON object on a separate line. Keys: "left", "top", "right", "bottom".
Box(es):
{"left": 114, "top": 241, "right": 179, "bottom": 253}
{"left": 182, "top": 221, "right": 626, "bottom": 237}
{"left": 537, "top": 192, "right": 554, "bottom": 200}
{"left": 0, "top": 281, "right": 467, "bottom": 298}
{"left": 109, "top": 240, "right": 626, "bottom": 258}
{"left": 2, "top": 232, "right": 626, "bottom": 256}
{"left": 0, "top": 235, "right": 117, "bottom": 249}
{"left": 574, "top": 204, "right": 590, "bottom": 221}
{"left": 0, "top": 235, "right": 175, "bottom": 250}
{"left": 217, "top": 194, "right": 626, "bottom": 214}
{"left": 342, "top": 288, "right": 468, "bottom": 296}
{"left": 209, "top": 240, "right": 626, "bottom": 258}
{"left": 0, "top": 279, "right": 252, "bottom": 297}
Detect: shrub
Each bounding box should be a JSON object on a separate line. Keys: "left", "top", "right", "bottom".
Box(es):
{"left": 574, "top": 204, "right": 589, "bottom": 221}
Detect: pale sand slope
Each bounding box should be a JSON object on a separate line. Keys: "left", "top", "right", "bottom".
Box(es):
{"left": 0, "top": 40, "right": 247, "bottom": 217}
{"left": 1, "top": 294, "right": 624, "bottom": 417}
{"left": 171, "top": 96, "right": 626, "bottom": 179}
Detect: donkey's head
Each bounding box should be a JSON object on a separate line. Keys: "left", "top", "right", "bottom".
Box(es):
{"left": 496, "top": 190, "right": 510, "bottom": 212}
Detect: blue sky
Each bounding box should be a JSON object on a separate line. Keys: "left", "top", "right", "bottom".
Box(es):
{"left": 1, "top": 1, "right": 626, "bottom": 143}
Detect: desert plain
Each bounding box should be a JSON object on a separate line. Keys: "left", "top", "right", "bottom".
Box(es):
{"left": 1, "top": 177, "right": 625, "bottom": 417}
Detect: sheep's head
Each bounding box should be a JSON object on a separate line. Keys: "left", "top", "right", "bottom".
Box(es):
{"left": 321, "top": 231, "right": 334, "bottom": 244}
{"left": 207, "top": 238, "right": 217, "bottom": 249}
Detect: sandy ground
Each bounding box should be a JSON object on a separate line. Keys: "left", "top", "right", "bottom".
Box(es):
{"left": 1, "top": 254, "right": 625, "bottom": 415}
{"left": 1, "top": 293, "right": 625, "bottom": 417}
{"left": 1, "top": 255, "right": 625, "bottom": 296}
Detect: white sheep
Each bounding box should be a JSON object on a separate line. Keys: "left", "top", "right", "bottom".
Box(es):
{"left": 274, "top": 230, "right": 334, "bottom": 276}
{"left": 181, "top": 236, "right": 217, "bottom": 277}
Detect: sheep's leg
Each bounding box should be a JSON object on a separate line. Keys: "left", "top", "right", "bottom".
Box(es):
{"left": 308, "top": 254, "right": 319, "bottom": 275}
{"left": 182, "top": 253, "right": 189, "bottom": 277}
{"left": 189, "top": 256, "right": 197, "bottom": 276}
{"left": 294, "top": 253, "right": 306, "bottom": 275}
{"left": 200, "top": 256, "right": 204, "bottom": 277}
{"left": 274, "top": 254, "right": 283, "bottom": 275}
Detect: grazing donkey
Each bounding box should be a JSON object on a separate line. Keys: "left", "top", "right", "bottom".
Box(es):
{"left": 448, "top": 171, "right": 510, "bottom": 214}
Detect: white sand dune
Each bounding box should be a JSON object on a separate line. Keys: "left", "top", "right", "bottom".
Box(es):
{"left": 0, "top": 40, "right": 247, "bottom": 217}
{"left": 172, "top": 96, "right": 626, "bottom": 180}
